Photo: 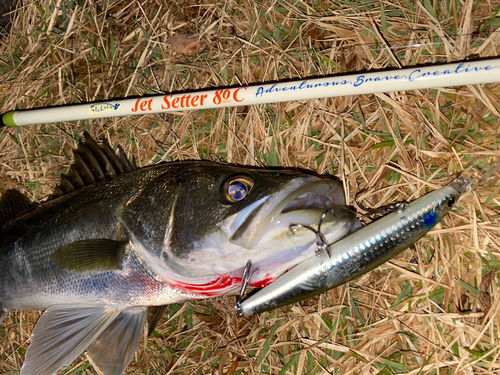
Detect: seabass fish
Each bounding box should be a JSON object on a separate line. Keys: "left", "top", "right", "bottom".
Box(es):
{"left": 0, "top": 132, "right": 357, "bottom": 375}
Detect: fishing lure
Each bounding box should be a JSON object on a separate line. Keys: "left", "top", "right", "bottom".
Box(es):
{"left": 236, "top": 157, "right": 499, "bottom": 317}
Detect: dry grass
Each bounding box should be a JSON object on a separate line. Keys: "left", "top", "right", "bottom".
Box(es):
{"left": 1, "top": 0, "right": 500, "bottom": 374}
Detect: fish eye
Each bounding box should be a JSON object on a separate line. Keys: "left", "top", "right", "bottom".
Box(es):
{"left": 222, "top": 176, "right": 253, "bottom": 203}
{"left": 447, "top": 196, "right": 456, "bottom": 207}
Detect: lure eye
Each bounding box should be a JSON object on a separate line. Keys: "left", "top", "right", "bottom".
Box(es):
{"left": 222, "top": 176, "right": 253, "bottom": 203}
{"left": 447, "top": 196, "right": 456, "bottom": 207}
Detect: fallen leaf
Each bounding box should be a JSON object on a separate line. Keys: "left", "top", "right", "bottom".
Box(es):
{"left": 226, "top": 359, "right": 239, "bottom": 375}
{"left": 170, "top": 34, "right": 202, "bottom": 55}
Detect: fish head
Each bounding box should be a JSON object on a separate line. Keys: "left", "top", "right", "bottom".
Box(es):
{"left": 125, "top": 162, "right": 356, "bottom": 295}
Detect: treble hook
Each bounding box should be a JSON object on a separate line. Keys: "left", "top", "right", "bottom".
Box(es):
{"left": 234, "top": 260, "right": 257, "bottom": 316}
{"left": 289, "top": 209, "right": 331, "bottom": 256}
{"left": 355, "top": 189, "right": 409, "bottom": 220}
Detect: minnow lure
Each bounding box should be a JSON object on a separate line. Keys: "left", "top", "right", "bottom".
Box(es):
{"left": 236, "top": 157, "right": 499, "bottom": 317}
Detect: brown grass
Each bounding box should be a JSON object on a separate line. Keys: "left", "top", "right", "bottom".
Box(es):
{"left": 1, "top": 0, "right": 500, "bottom": 374}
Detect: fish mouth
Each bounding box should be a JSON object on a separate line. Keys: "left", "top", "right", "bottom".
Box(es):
{"left": 229, "top": 176, "right": 345, "bottom": 249}
{"left": 240, "top": 206, "right": 358, "bottom": 289}
{"left": 226, "top": 176, "right": 355, "bottom": 288}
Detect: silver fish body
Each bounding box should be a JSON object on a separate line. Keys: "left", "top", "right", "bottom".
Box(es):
{"left": 238, "top": 179, "right": 469, "bottom": 317}
{"left": 0, "top": 134, "right": 357, "bottom": 375}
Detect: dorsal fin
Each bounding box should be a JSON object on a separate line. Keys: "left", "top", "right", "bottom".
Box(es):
{"left": 0, "top": 189, "right": 36, "bottom": 226}
{"left": 51, "top": 132, "right": 137, "bottom": 198}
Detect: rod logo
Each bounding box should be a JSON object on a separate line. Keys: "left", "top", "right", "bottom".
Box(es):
{"left": 88, "top": 103, "right": 121, "bottom": 115}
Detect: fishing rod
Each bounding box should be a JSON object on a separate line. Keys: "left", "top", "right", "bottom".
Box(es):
{"left": 1, "top": 58, "right": 500, "bottom": 128}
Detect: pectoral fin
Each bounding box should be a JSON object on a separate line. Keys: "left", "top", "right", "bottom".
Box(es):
{"left": 87, "top": 307, "right": 147, "bottom": 375}
{"left": 21, "top": 304, "right": 121, "bottom": 375}
{"left": 52, "top": 239, "right": 128, "bottom": 272}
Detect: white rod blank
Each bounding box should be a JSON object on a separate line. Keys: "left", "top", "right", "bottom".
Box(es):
{"left": 2, "top": 59, "right": 500, "bottom": 127}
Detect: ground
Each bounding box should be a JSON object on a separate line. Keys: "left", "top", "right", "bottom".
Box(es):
{"left": 0, "top": 0, "right": 16, "bottom": 30}
{"left": 1, "top": 1, "right": 500, "bottom": 374}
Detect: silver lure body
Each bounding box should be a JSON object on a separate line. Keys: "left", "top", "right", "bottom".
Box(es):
{"left": 238, "top": 181, "right": 465, "bottom": 317}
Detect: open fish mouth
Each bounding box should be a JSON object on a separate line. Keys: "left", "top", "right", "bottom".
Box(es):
{"left": 228, "top": 176, "right": 356, "bottom": 288}
{"left": 282, "top": 190, "right": 339, "bottom": 212}
{"left": 244, "top": 206, "right": 357, "bottom": 288}
{"left": 237, "top": 178, "right": 355, "bottom": 286}
{"left": 229, "top": 176, "right": 346, "bottom": 249}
